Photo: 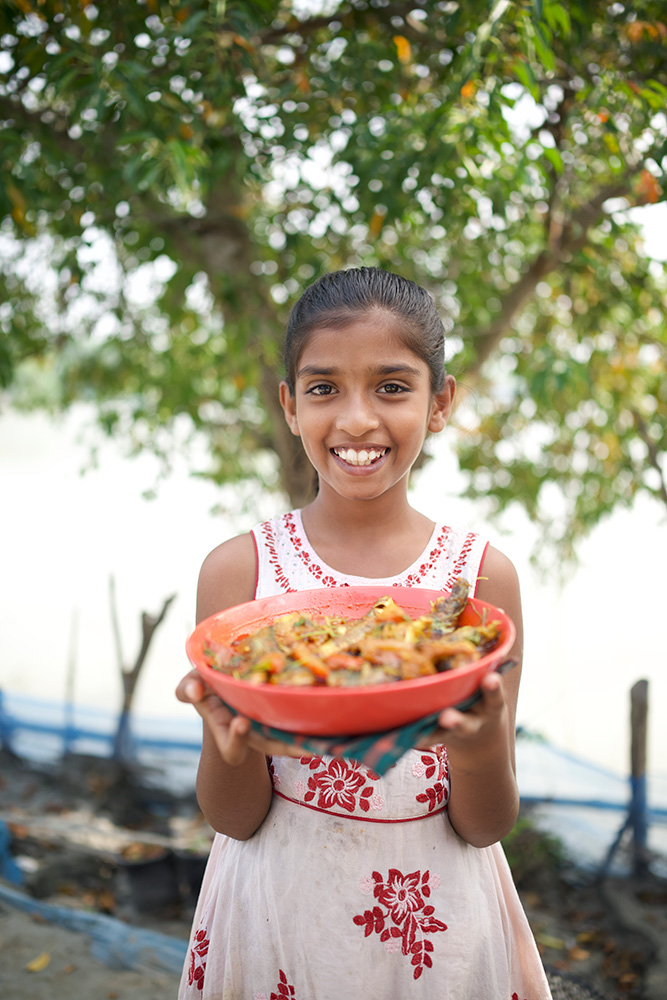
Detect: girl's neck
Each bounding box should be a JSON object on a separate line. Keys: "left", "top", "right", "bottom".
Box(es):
{"left": 300, "top": 492, "right": 435, "bottom": 579}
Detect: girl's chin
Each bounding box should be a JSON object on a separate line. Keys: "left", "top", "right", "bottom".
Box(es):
{"left": 319, "top": 469, "right": 409, "bottom": 502}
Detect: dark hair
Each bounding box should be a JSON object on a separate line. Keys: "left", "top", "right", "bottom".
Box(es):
{"left": 283, "top": 267, "right": 446, "bottom": 395}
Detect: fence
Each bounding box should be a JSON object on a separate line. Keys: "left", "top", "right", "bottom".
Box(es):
{"left": 2, "top": 689, "right": 666, "bottom": 874}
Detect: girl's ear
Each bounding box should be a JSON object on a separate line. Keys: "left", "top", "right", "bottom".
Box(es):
{"left": 428, "top": 375, "right": 456, "bottom": 433}
{"left": 279, "top": 380, "right": 300, "bottom": 436}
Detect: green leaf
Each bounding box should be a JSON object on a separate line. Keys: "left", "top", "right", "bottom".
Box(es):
{"left": 533, "top": 26, "right": 556, "bottom": 72}
{"left": 544, "top": 2, "right": 571, "bottom": 37}
{"left": 178, "top": 10, "right": 209, "bottom": 37}
{"left": 116, "top": 131, "right": 155, "bottom": 145}
{"left": 511, "top": 58, "right": 539, "bottom": 99}
{"left": 543, "top": 146, "right": 563, "bottom": 173}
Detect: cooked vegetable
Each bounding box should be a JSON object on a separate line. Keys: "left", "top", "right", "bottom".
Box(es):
{"left": 203, "top": 578, "right": 501, "bottom": 687}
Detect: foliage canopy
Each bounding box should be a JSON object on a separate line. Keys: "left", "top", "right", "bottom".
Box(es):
{"left": 1, "top": 0, "right": 666, "bottom": 563}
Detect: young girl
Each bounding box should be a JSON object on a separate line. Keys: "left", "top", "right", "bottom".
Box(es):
{"left": 176, "top": 267, "right": 552, "bottom": 999}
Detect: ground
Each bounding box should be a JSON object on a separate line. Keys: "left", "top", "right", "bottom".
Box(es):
{"left": 1, "top": 749, "right": 665, "bottom": 1000}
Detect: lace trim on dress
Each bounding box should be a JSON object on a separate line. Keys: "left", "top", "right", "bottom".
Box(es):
{"left": 254, "top": 509, "right": 488, "bottom": 598}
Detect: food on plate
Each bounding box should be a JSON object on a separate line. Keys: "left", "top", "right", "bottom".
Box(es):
{"left": 202, "top": 578, "right": 501, "bottom": 688}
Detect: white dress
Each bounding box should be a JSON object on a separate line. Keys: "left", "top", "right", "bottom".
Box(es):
{"left": 179, "top": 510, "right": 552, "bottom": 1000}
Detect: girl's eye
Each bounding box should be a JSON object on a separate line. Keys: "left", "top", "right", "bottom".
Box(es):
{"left": 306, "top": 383, "right": 335, "bottom": 396}
{"left": 379, "top": 383, "right": 408, "bottom": 395}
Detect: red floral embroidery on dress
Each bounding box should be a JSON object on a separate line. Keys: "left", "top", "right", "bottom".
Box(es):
{"left": 255, "top": 969, "right": 297, "bottom": 1000}
{"left": 511, "top": 994, "right": 528, "bottom": 1000}
{"left": 271, "top": 969, "right": 296, "bottom": 999}
{"left": 404, "top": 526, "right": 452, "bottom": 586}
{"left": 354, "top": 868, "right": 447, "bottom": 980}
{"left": 300, "top": 753, "right": 326, "bottom": 770}
{"left": 262, "top": 519, "right": 297, "bottom": 593}
{"left": 284, "top": 514, "right": 344, "bottom": 588}
{"left": 414, "top": 746, "right": 449, "bottom": 813}
{"left": 261, "top": 514, "right": 347, "bottom": 589}
{"left": 304, "top": 757, "right": 380, "bottom": 813}
{"left": 444, "top": 533, "right": 475, "bottom": 592}
{"left": 187, "top": 926, "right": 209, "bottom": 991}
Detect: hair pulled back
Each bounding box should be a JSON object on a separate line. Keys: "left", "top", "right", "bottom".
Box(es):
{"left": 283, "top": 267, "right": 446, "bottom": 395}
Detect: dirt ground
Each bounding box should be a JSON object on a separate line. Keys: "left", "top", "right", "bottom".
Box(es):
{"left": 1, "top": 749, "right": 666, "bottom": 1000}
{"left": 0, "top": 906, "right": 182, "bottom": 1000}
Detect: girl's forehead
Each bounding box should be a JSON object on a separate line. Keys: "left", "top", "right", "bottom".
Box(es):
{"left": 297, "top": 311, "right": 422, "bottom": 367}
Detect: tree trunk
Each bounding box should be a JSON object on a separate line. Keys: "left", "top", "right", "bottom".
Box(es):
{"left": 260, "top": 363, "right": 317, "bottom": 507}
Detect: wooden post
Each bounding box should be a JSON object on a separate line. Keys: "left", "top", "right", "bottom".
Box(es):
{"left": 63, "top": 608, "right": 79, "bottom": 755}
{"left": 630, "top": 679, "right": 649, "bottom": 877}
{"left": 0, "top": 689, "right": 13, "bottom": 753}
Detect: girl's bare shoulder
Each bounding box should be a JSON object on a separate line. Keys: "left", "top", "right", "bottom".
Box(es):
{"left": 475, "top": 542, "right": 523, "bottom": 655}
{"left": 476, "top": 544, "right": 520, "bottom": 598}
{"left": 196, "top": 532, "right": 257, "bottom": 622}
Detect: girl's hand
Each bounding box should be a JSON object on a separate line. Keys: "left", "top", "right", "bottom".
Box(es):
{"left": 176, "top": 670, "right": 309, "bottom": 765}
{"left": 416, "top": 670, "right": 510, "bottom": 757}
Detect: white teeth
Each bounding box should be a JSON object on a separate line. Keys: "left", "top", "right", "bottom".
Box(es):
{"left": 334, "top": 448, "right": 386, "bottom": 466}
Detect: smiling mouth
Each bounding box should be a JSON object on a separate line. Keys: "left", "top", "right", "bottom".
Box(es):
{"left": 331, "top": 447, "right": 388, "bottom": 467}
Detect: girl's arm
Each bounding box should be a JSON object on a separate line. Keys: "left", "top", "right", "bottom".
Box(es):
{"left": 177, "top": 533, "right": 274, "bottom": 840}
{"left": 426, "top": 545, "right": 523, "bottom": 848}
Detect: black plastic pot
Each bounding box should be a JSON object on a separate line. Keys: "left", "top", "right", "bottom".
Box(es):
{"left": 174, "top": 849, "right": 209, "bottom": 907}
{"left": 115, "top": 847, "right": 180, "bottom": 913}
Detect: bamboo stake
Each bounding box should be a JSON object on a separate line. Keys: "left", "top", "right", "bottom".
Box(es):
{"left": 630, "top": 679, "right": 649, "bottom": 877}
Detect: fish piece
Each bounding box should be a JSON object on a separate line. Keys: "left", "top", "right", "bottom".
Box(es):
{"left": 273, "top": 613, "right": 333, "bottom": 650}
{"left": 418, "top": 578, "right": 471, "bottom": 638}
{"left": 421, "top": 639, "right": 480, "bottom": 671}
{"left": 320, "top": 596, "right": 407, "bottom": 654}
{"left": 358, "top": 638, "right": 436, "bottom": 679}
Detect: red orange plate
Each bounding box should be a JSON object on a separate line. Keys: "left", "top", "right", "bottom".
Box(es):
{"left": 185, "top": 586, "right": 515, "bottom": 737}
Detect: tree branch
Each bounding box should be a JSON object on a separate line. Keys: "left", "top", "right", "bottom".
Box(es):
{"left": 560, "top": 181, "right": 636, "bottom": 254}
{"left": 127, "top": 593, "right": 177, "bottom": 691}
{"left": 462, "top": 248, "right": 554, "bottom": 377}
{"left": 462, "top": 174, "right": 647, "bottom": 386}
{"left": 110, "top": 590, "right": 176, "bottom": 762}
{"left": 632, "top": 410, "right": 667, "bottom": 509}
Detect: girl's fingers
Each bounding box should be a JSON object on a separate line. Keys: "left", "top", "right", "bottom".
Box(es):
{"left": 480, "top": 670, "right": 504, "bottom": 699}
{"left": 221, "top": 715, "right": 252, "bottom": 767}
{"left": 247, "top": 731, "right": 302, "bottom": 759}
{"left": 175, "top": 670, "right": 206, "bottom": 704}
{"left": 436, "top": 674, "right": 506, "bottom": 733}
{"left": 176, "top": 674, "right": 308, "bottom": 761}
{"left": 436, "top": 706, "right": 463, "bottom": 732}
{"left": 176, "top": 672, "right": 258, "bottom": 766}
{"left": 201, "top": 707, "right": 253, "bottom": 766}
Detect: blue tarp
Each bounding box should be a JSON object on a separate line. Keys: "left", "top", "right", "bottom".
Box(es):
{"left": 0, "top": 883, "right": 187, "bottom": 973}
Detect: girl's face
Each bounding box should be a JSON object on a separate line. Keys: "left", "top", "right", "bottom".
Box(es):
{"left": 279, "top": 309, "right": 455, "bottom": 504}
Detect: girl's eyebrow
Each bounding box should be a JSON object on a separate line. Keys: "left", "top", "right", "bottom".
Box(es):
{"left": 296, "top": 362, "right": 425, "bottom": 379}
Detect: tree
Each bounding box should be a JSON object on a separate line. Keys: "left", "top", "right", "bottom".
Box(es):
{"left": 109, "top": 577, "right": 176, "bottom": 761}
{"left": 1, "top": 0, "right": 666, "bottom": 563}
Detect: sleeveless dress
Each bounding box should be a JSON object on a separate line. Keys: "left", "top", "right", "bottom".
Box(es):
{"left": 179, "top": 510, "right": 552, "bottom": 1000}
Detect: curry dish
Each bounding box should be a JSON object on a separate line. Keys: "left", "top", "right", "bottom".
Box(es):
{"left": 202, "top": 579, "right": 502, "bottom": 688}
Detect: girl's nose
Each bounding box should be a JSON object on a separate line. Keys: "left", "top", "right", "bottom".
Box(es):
{"left": 335, "top": 393, "right": 381, "bottom": 436}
